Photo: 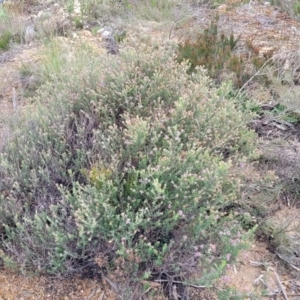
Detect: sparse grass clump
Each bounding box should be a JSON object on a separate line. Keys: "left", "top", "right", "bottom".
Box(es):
{"left": 66, "top": 0, "right": 191, "bottom": 29}
{"left": 126, "top": 0, "right": 180, "bottom": 22}
{"left": 0, "top": 39, "right": 256, "bottom": 296}
{"left": 0, "top": 4, "right": 27, "bottom": 49}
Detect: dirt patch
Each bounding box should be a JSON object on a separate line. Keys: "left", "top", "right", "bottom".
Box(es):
{"left": 0, "top": 44, "right": 41, "bottom": 119}
{"left": 0, "top": 268, "right": 117, "bottom": 300}
{"left": 181, "top": 0, "right": 300, "bottom": 54}
{"left": 224, "top": 239, "right": 300, "bottom": 299}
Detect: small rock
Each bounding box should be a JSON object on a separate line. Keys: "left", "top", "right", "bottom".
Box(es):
{"left": 218, "top": 4, "right": 227, "bottom": 12}
{"left": 97, "top": 27, "right": 119, "bottom": 55}
{"left": 82, "top": 30, "right": 92, "bottom": 37}
{"left": 37, "top": 11, "right": 44, "bottom": 18}
{"left": 22, "top": 290, "right": 32, "bottom": 298}
{"left": 74, "top": 0, "right": 81, "bottom": 14}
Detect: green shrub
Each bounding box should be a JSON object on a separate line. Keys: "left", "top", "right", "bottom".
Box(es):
{"left": 177, "top": 16, "right": 239, "bottom": 77}
{"left": 0, "top": 30, "right": 12, "bottom": 50}
{"left": 177, "top": 17, "right": 273, "bottom": 89}
{"left": 0, "top": 40, "right": 256, "bottom": 289}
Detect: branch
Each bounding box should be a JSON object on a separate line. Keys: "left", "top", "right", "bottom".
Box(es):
{"left": 235, "top": 55, "right": 274, "bottom": 99}
{"left": 268, "top": 267, "right": 289, "bottom": 300}
{"left": 154, "top": 279, "right": 206, "bottom": 289}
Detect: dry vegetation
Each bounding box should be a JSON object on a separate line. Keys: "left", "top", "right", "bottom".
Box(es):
{"left": 0, "top": 0, "right": 300, "bottom": 299}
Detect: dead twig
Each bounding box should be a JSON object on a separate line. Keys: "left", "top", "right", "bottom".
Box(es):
{"left": 249, "top": 260, "right": 266, "bottom": 267}
{"left": 235, "top": 50, "right": 300, "bottom": 100}
{"left": 87, "top": 285, "right": 96, "bottom": 300}
{"left": 235, "top": 55, "right": 274, "bottom": 99}
{"left": 169, "top": 15, "right": 193, "bottom": 40}
{"left": 154, "top": 279, "right": 205, "bottom": 289}
{"left": 139, "top": 286, "right": 152, "bottom": 298}
{"left": 269, "top": 267, "right": 289, "bottom": 300}
{"left": 288, "top": 263, "right": 300, "bottom": 272}
{"left": 101, "top": 274, "right": 121, "bottom": 298}
{"left": 276, "top": 252, "right": 300, "bottom": 272}
{"left": 99, "top": 292, "right": 105, "bottom": 300}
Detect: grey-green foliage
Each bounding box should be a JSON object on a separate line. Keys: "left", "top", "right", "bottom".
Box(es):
{"left": 0, "top": 40, "right": 255, "bottom": 280}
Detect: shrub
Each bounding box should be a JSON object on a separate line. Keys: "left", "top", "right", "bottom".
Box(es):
{"left": 177, "top": 16, "right": 239, "bottom": 78}
{"left": 176, "top": 16, "right": 273, "bottom": 89}
{"left": 0, "top": 30, "right": 12, "bottom": 50}
{"left": 0, "top": 39, "right": 256, "bottom": 291}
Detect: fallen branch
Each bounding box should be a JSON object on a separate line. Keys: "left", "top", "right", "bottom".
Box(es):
{"left": 269, "top": 267, "right": 289, "bottom": 300}
{"left": 276, "top": 252, "right": 300, "bottom": 272}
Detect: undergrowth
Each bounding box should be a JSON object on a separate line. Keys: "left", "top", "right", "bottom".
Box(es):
{"left": 176, "top": 16, "right": 272, "bottom": 88}
{"left": 0, "top": 38, "right": 257, "bottom": 298}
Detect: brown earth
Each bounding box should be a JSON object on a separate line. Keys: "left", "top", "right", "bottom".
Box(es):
{"left": 0, "top": 270, "right": 114, "bottom": 300}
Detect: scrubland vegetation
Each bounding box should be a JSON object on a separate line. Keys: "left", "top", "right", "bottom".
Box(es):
{"left": 0, "top": 0, "right": 300, "bottom": 299}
